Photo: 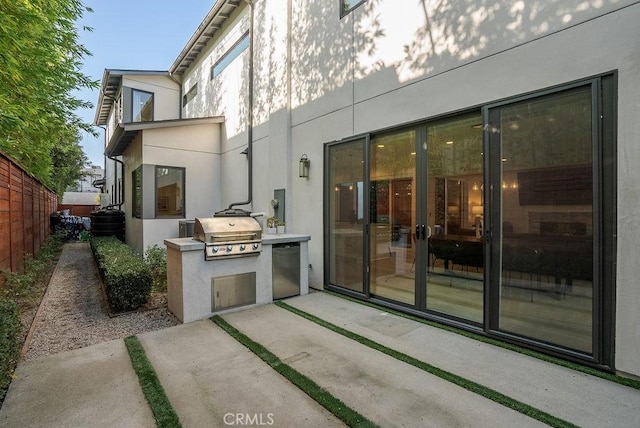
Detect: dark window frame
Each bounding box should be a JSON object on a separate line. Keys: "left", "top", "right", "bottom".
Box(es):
{"left": 132, "top": 166, "right": 142, "bottom": 219}
{"left": 154, "top": 165, "right": 185, "bottom": 219}
{"left": 131, "top": 89, "right": 154, "bottom": 122}
{"left": 182, "top": 83, "right": 198, "bottom": 107}
{"left": 324, "top": 72, "right": 617, "bottom": 369}
{"left": 340, "top": 0, "right": 366, "bottom": 18}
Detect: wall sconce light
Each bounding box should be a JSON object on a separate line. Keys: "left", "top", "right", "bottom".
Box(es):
{"left": 299, "top": 154, "right": 310, "bottom": 178}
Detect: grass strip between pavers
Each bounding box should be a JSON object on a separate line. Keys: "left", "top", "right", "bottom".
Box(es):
{"left": 275, "top": 301, "right": 577, "bottom": 428}
{"left": 124, "top": 336, "right": 182, "bottom": 428}
{"left": 210, "top": 315, "right": 379, "bottom": 428}
{"left": 323, "top": 289, "right": 640, "bottom": 391}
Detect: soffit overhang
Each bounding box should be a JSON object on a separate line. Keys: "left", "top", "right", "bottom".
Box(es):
{"left": 104, "top": 117, "right": 225, "bottom": 157}
{"left": 94, "top": 69, "right": 170, "bottom": 126}
{"left": 169, "top": 0, "right": 242, "bottom": 76}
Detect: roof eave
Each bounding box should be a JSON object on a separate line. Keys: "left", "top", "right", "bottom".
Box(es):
{"left": 169, "top": 0, "right": 242, "bottom": 76}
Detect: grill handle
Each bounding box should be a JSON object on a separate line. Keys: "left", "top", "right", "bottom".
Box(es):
{"left": 210, "top": 232, "right": 258, "bottom": 240}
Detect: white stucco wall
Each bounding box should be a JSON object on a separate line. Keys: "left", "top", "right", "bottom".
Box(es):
{"left": 249, "top": 0, "right": 640, "bottom": 375}
{"left": 121, "top": 123, "right": 222, "bottom": 254}
{"left": 130, "top": 0, "right": 640, "bottom": 375}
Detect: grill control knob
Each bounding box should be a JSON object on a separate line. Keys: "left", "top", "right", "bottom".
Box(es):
{"left": 212, "top": 246, "right": 218, "bottom": 253}
{"left": 252, "top": 243, "right": 259, "bottom": 250}
{"left": 226, "top": 245, "right": 233, "bottom": 252}
{"left": 240, "top": 244, "right": 246, "bottom": 251}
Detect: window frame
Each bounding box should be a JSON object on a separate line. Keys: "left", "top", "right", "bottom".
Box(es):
{"left": 323, "top": 72, "right": 617, "bottom": 369}
{"left": 182, "top": 83, "right": 198, "bottom": 107}
{"left": 154, "top": 165, "right": 185, "bottom": 219}
{"left": 340, "top": 0, "right": 366, "bottom": 18}
{"left": 132, "top": 166, "right": 142, "bottom": 219}
{"left": 210, "top": 31, "right": 250, "bottom": 80}
{"left": 131, "top": 89, "right": 154, "bottom": 122}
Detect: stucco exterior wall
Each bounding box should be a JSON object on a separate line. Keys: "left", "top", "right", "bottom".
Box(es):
{"left": 122, "top": 75, "right": 180, "bottom": 122}
{"left": 246, "top": 0, "right": 640, "bottom": 375}
{"left": 101, "top": 0, "right": 640, "bottom": 376}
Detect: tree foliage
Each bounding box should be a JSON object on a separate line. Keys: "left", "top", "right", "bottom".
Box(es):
{"left": 0, "top": 0, "right": 97, "bottom": 196}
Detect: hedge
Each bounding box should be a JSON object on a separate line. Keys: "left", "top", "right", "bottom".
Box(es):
{"left": 0, "top": 298, "right": 20, "bottom": 404}
{"left": 90, "top": 237, "right": 152, "bottom": 313}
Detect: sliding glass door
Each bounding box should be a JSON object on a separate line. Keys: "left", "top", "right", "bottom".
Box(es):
{"left": 327, "top": 138, "right": 366, "bottom": 293}
{"left": 424, "top": 113, "right": 484, "bottom": 323}
{"left": 326, "top": 74, "right": 615, "bottom": 365}
{"left": 487, "top": 83, "right": 598, "bottom": 354}
{"left": 368, "top": 130, "right": 417, "bottom": 305}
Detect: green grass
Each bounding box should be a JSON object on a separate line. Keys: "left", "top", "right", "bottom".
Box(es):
{"left": 124, "top": 336, "right": 182, "bottom": 428}
{"left": 210, "top": 315, "right": 379, "bottom": 428}
{"left": 276, "top": 301, "right": 578, "bottom": 428}
{"left": 323, "top": 289, "right": 640, "bottom": 391}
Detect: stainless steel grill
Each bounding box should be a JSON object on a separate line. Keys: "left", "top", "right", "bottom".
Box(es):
{"left": 193, "top": 212, "right": 262, "bottom": 260}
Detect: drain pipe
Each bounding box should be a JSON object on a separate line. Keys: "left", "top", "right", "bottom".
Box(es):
{"left": 168, "top": 73, "right": 183, "bottom": 119}
{"left": 228, "top": 0, "right": 254, "bottom": 211}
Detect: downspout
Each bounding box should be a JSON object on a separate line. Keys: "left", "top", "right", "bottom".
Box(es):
{"left": 168, "top": 73, "right": 183, "bottom": 119}
{"left": 228, "top": 0, "right": 254, "bottom": 211}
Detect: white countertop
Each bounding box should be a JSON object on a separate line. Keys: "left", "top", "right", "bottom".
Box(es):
{"left": 165, "top": 233, "right": 310, "bottom": 252}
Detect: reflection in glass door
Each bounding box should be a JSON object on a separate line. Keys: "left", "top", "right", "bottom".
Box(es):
{"left": 490, "top": 86, "right": 594, "bottom": 354}
{"left": 369, "top": 130, "right": 416, "bottom": 305}
{"left": 327, "top": 139, "right": 366, "bottom": 293}
{"left": 425, "top": 113, "right": 484, "bottom": 323}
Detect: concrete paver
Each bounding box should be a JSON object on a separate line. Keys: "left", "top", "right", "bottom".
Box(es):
{"left": 285, "top": 292, "right": 640, "bottom": 428}
{"left": 2, "top": 254, "right": 639, "bottom": 428}
{"left": 223, "top": 304, "right": 546, "bottom": 428}
{"left": 0, "top": 339, "right": 154, "bottom": 428}
{"left": 136, "top": 319, "right": 344, "bottom": 428}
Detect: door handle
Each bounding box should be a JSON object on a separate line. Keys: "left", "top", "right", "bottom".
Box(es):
{"left": 416, "top": 224, "right": 427, "bottom": 240}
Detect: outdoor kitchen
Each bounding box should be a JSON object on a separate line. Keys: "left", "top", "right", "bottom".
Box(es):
{"left": 164, "top": 209, "right": 310, "bottom": 323}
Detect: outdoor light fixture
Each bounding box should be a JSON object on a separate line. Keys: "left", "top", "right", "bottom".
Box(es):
{"left": 299, "top": 154, "right": 310, "bottom": 178}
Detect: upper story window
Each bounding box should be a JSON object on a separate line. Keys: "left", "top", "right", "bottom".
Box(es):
{"left": 115, "top": 94, "right": 123, "bottom": 123}
{"left": 132, "top": 89, "right": 153, "bottom": 122}
{"left": 182, "top": 83, "right": 198, "bottom": 107}
{"left": 211, "top": 31, "right": 249, "bottom": 80}
{"left": 341, "top": 0, "right": 365, "bottom": 18}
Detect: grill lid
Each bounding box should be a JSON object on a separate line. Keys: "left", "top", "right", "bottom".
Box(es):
{"left": 193, "top": 216, "right": 262, "bottom": 243}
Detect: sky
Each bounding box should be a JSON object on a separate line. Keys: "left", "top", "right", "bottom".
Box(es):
{"left": 74, "top": 0, "right": 216, "bottom": 167}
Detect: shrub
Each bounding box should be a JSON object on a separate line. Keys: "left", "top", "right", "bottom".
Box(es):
{"left": 144, "top": 245, "right": 167, "bottom": 292}
{"left": 90, "top": 237, "right": 152, "bottom": 313}
{"left": 0, "top": 298, "right": 20, "bottom": 404}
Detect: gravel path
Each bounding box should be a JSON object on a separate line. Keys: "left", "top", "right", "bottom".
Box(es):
{"left": 23, "top": 242, "right": 179, "bottom": 361}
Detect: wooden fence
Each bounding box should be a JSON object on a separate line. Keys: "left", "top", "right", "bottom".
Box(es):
{"left": 0, "top": 153, "right": 57, "bottom": 286}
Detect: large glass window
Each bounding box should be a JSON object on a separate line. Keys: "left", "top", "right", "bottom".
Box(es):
{"left": 369, "top": 130, "right": 416, "bottom": 305}
{"left": 327, "top": 139, "right": 365, "bottom": 293}
{"left": 426, "top": 113, "right": 484, "bottom": 323}
{"left": 492, "top": 85, "right": 594, "bottom": 353}
{"left": 325, "top": 75, "right": 614, "bottom": 365}
{"left": 132, "top": 89, "right": 153, "bottom": 122}
{"left": 156, "top": 166, "right": 184, "bottom": 219}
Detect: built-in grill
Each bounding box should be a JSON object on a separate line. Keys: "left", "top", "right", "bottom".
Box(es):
{"left": 194, "top": 209, "right": 262, "bottom": 260}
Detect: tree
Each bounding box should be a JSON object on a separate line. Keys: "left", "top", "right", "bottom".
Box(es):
{"left": 0, "top": 0, "right": 97, "bottom": 196}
